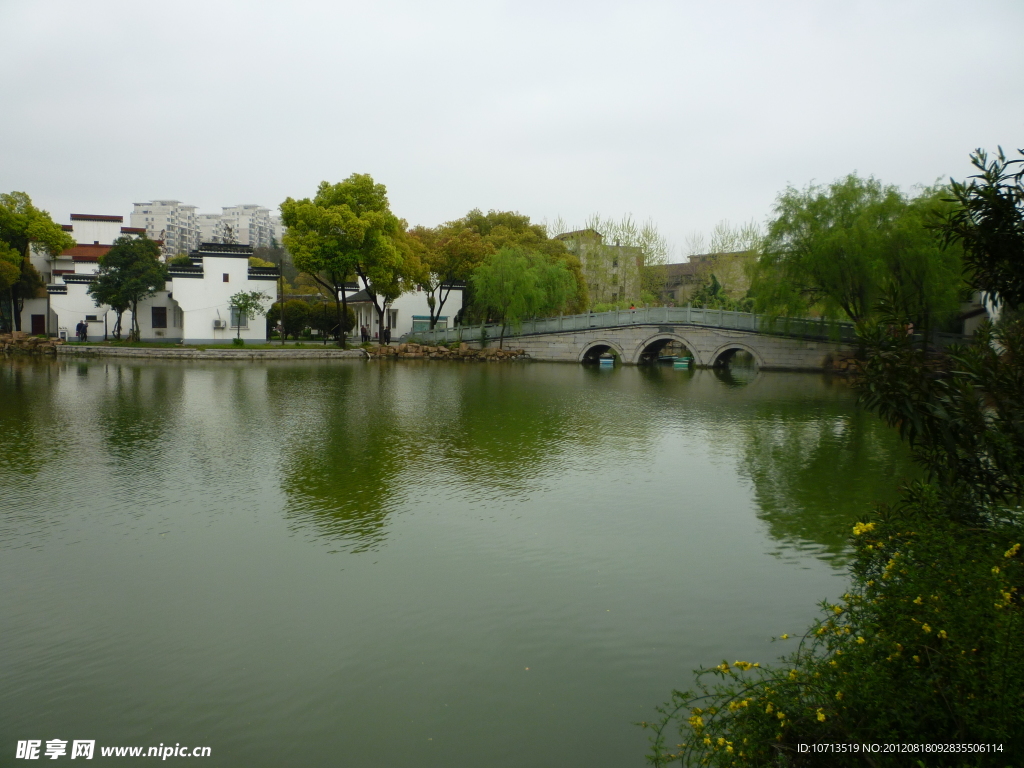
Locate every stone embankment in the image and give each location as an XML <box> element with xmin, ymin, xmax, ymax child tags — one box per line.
<box><xmin>55</xmin><ymin>345</ymin><xmax>368</xmax><ymax>360</ymax></box>
<box><xmin>367</xmin><ymin>342</ymin><xmax>527</xmax><ymax>361</ymax></box>
<box><xmin>826</xmin><ymin>353</ymin><xmax>861</xmax><ymax>375</ymax></box>
<box><xmin>2</xmin><ymin>332</ymin><xmax>64</xmax><ymax>356</ymax></box>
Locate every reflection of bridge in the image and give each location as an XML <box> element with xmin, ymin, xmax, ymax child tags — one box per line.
<box><xmin>412</xmin><ymin>307</ymin><xmax>860</xmax><ymax>370</ymax></box>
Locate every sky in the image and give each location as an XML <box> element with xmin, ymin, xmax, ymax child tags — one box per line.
<box><xmin>2</xmin><ymin>0</ymin><xmax>1022</xmax><ymax>259</ymax></box>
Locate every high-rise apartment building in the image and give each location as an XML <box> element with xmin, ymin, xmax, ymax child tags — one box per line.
<box><xmin>197</xmin><ymin>213</ymin><xmax>226</xmax><ymax>245</ymax></box>
<box><xmin>219</xmin><ymin>204</ymin><xmax>274</xmax><ymax>248</ymax></box>
<box><xmin>130</xmin><ymin>200</ymin><xmax>200</xmax><ymax>257</ymax></box>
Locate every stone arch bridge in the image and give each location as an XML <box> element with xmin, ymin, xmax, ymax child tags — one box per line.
<box><xmin>413</xmin><ymin>307</ymin><xmax>859</xmax><ymax>370</ymax></box>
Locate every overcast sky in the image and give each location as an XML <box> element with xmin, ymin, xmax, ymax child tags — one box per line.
<box><xmin>3</xmin><ymin>0</ymin><xmax>1022</xmax><ymax>257</ymax></box>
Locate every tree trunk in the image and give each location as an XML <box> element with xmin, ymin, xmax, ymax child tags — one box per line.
<box><xmin>341</xmin><ymin>289</ymin><xmax>349</xmax><ymax>348</ymax></box>
<box><xmin>377</xmin><ymin>305</ymin><xmax>387</xmax><ymax>344</ymax></box>
<box><xmin>11</xmin><ymin>287</ymin><xmax>22</xmax><ymax>331</ymax></box>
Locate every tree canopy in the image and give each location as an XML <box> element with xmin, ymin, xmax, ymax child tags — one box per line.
<box><xmin>88</xmin><ymin>236</ymin><xmax>166</xmax><ymax>340</ymax></box>
<box><xmin>751</xmin><ymin>174</ymin><xmax>965</xmax><ymax>332</ymax></box>
<box><xmin>0</xmin><ymin>192</ymin><xmax>74</xmax><ymax>332</ymax></box>
<box><xmin>941</xmin><ymin>146</ymin><xmax>1024</xmax><ymax>312</ymax></box>
<box><xmin>281</xmin><ymin>174</ymin><xmax>406</xmax><ymax>345</ymax></box>
<box><xmin>472</xmin><ymin>247</ymin><xmax>576</xmax><ymax>347</ymax></box>
<box><xmin>407</xmin><ymin>222</ymin><xmax>490</xmax><ymax>329</ymax></box>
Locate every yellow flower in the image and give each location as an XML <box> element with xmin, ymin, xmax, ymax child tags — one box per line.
<box><xmin>856</xmin><ymin>636</ymin><xmax>866</xmax><ymax>644</ymax></box>
<box><xmin>816</xmin><ymin>709</ymin><xmax>826</xmax><ymax>722</ymax></box>
<box><xmin>726</xmin><ymin>745</ymin><xmax>734</xmax><ymax>754</ymax></box>
<box><xmin>777</xmin><ymin>711</ymin><xmax>786</xmax><ymax>720</ymax></box>
<box><xmin>835</xmin><ymin>691</ymin><xmax>843</xmax><ymax>700</ymax></box>
<box><xmin>733</xmin><ymin>661</ymin><xmax>754</xmax><ymax>671</ymax></box>
<box><xmin>937</xmin><ymin>630</ymin><xmax>948</xmax><ymax>640</ymax></box>
<box><xmin>1005</xmin><ymin>543</ymin><xmax>1021</xmax><ymax>558</ymax></box>
<box><xmin>852</xmin><ymin>522</ymin><xmax>876</xmax><ymax>535</ymax></box>
<box><xmin>765</xmin><ymin>703</ymin><xmax>773</xmax><ymax>714</ymax></box>
<box><xmin>913</xmin><ymin>596</ymin><xmax>923</xmax><ymax>605</ymax></box>
<box><xmin>779</xmin><ymin>634</ymin><xmax>789</xmax><ymax>640</ymax></box>
<box><xmin>788</xmin><ymin>669</ymin><xmax>798</xmax><ymax>681</ymax></box>
<box><xmin>922</xmin><ymin>624</ymin><xmax>932</xmax><ymax>633</ymax></box>
<box><xmin>704</xmin><ymin>737</ymin><xmax>712</xmax><ymax>746</ymax></box>
<box><xmin>717</xmin><ymin>737</ymin><xmax>726</xmax><ymax>747</ymax></box>
<box><xmin>912</xmin><ymin>655</ymin><xmax>920</xmax><ymax>663</ymax></box>
<box><xmin>833</xmin><ymin>606</ymin><xmax>843</xmax><ymax>615</ymax></box>
<box><xmin>993</xmin><ymin>566</ymin><xmax>1001</xmax><ymax>575</ymax></box>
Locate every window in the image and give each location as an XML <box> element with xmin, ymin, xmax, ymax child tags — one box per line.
<box><xmin>223</xmin><ymin>273</ymin><xmax>230</xmax><ymax>282</ymax></box>
<box><xmin>230</xmin><ymin>308</ymin><xmax>247</xmax><ymax>329</ymax></box>
<box><xmin>151</xmin><ymin>307</ymin><xmax>167</xmax><ymax>328</ymax></box>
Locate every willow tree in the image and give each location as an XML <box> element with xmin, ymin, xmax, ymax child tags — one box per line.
<box><xmin>472</xmin><ymin>248</ymin><xmax>576</xmax><ymax>347</ymax></box>
<box><xmin>282</xmin><ymin>174</ymin><xmax>405</xmax><ymax>346</ymax></box>
<box><xmin>752</xmin><ymin>174</ymin><xmax>964</xmax><ymax>334</ymax></box>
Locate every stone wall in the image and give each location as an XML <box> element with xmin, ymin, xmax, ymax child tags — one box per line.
<box><xmin>55</xmin><ymin>346</ymin><xmax>368</xmax><ymax>361</ymax></box>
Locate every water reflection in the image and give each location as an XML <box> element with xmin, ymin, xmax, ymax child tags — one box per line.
<box><xmin>0</xmin><ymin>359</ymin><xmax>913</xmax><ymax>562</ymax></box>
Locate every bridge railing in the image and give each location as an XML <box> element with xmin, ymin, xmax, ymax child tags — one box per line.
<box><xmin>407</xmin><ymin>306</ymin><xmax>861</xmax><ymax>345</ymax></box>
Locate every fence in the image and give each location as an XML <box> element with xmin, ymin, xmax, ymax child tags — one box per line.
<box><xmin>408</xmin><ymin>306</ymin><xmax>860</xmax><ymax>345</ymax></box>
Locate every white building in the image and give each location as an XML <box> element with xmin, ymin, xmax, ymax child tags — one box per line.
<box><xmin>130</xmin><ymin>200</ymin><xmax>200</xmax><ymax>258</ymax></box>
<box><xmin>28</xmin><ymin>214</ymin><xmax>144</xmax><ymax>338</ymax></box>
<box><xmin>41</xmin><ymin>217</ymin><xmax>276</xmax><ymax>344</ymax></box>
<box><xmin>197</xmin><ymin>213</ymin><xmax>226</xmax><ymax>245</ymax></box>
<box><xmin>346</xmin><ymin>283</ymin><xmax>463</xmax><ymax>340</ymax></box>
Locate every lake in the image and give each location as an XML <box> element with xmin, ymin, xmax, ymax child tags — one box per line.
<box><xmin>0</xmin><ymin>358</ymin><xmax>914</xmax><ymax>766</ymax></box>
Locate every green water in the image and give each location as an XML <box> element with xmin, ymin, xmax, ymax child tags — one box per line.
<box><xmin>0</xmin><ymin>358</ymin><xmax>914</xmax><ymax>767</ymax></box>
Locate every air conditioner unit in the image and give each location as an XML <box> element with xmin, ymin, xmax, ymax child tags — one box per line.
<box><xmin>213</xmin><ymin>319</ymin><xmax>227</xmax><ymax>329</ymax></box>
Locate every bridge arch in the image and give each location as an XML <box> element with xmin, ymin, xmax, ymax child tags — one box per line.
<box><xmin>578</xmin><ymin>339</ymin><xmax>627</xmax><ymax>363</ymax></box>
<box><xmin>630</xmin><ymin>333</ymin><xmax>705</xmax><ymax>366</ymax></box>
<box><xmin>708</xmin><ymin>341</ymin><xmax>765</xmax><ymax>369</ymax></box>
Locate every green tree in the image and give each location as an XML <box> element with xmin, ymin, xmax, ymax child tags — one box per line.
<box><xmin>282</xmin><ymin>174</ymin><xmax>406</xmax><ymax>347</ymax></box>
<box><xmin>87</xmin><ymin>235</ymin><xmax>167</xmax><ymax>341</ymax></box>
<box><xmin>462</xmin><ymin>208</ymin><xmax>588</xmax><ymax>314</ymax></box>
<box><xmin>472</xmin><ymin>248</ymin><xmax>576</xmax><ymax>347</ymax></box>
<box><xmin>307</xmin><ymin>301</ymin><xmax>355</xmax><ymax>343</ymax></box>
<box><xmin>752</xmin><ymin>175</ymin><xmax>965</xmax><ymax>332</ymax></box>
<box><xmin>0</xmin><ymin>192</ymin><xmax>74</xmax><ymax>332</ymax></box>
<box><xmin>408</xmin><ymin>222</ymin><xmax>490</xmax><ymax>329</ymax></box>
<box><xmin>942</xmin><ymin>146</ymin><xmax>1024</xmax><ymax>312</ymax></box>
<box><xmin>268</xmin><ymin>299</ymin><xmax>310</xmax><ymax>340</ymax></box>
<box><xmin>227</xmin><ymin>290</ymin><xmax>272</xmax><ymax>341</ymax></box>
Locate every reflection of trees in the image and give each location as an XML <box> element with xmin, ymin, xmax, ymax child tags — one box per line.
<box><xmin>275</xmin><ymin>364</ymin><xmax>406</xmax><ymax>552</ymax></box>
<box><xmin>93</xmin><ymin>364</ymin><xmax>179</xmax><ymax>472</ymax></box>
<box><xmin>737</xmin><ymin>398</ymin><xmax>916</xmax><ymax>564</ymax></box>
<box><xmin>273</xmin><ymin>362</ymin><xmax>656</xmax><ymax>549</ymax></box>
<box><xmin>0</xmin><ymin>359</ymin><xmax>62</xmax><ymax>479</ymax></box>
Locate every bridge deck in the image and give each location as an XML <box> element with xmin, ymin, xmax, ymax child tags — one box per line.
<box><xmin>412</xmin><ymin>306</ymin><xmax>857</xmax><ymax>345</ymax></box>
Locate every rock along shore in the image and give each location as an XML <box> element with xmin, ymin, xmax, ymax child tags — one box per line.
<box><xmin>367</xmin><ymin>342</ymin><xmax>527</xmax><ymax>361</ymax></box>
<box><xmin>2</xmin><ymin>332</ymin><xmax>65</xmax><ymax>356</ymax></box>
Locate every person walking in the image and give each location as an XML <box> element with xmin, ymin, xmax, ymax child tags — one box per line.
<box><xmin>76</xmin><ymin>320</ymin><xmax>86</xmax><ymax>342</ymax></box>
<box><xmin>383</xmin><ymin>326</ymin><xmax>391</xmax><ymax>345</ymax></box>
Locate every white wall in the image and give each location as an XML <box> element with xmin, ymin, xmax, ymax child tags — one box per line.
<box><xmin>166</xmin><ymin>252</ymin><xmax>275</xmax><ymax>344</ymax></box>
<box><xmin>347</xmin><ymin>286</ymin><xmax>463</xmax><ymax>339</ymax></box>
<box><xmin>68</xmin><ymin>219</ymin><xmax>122</xmax><ymax>245</ymax></box>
